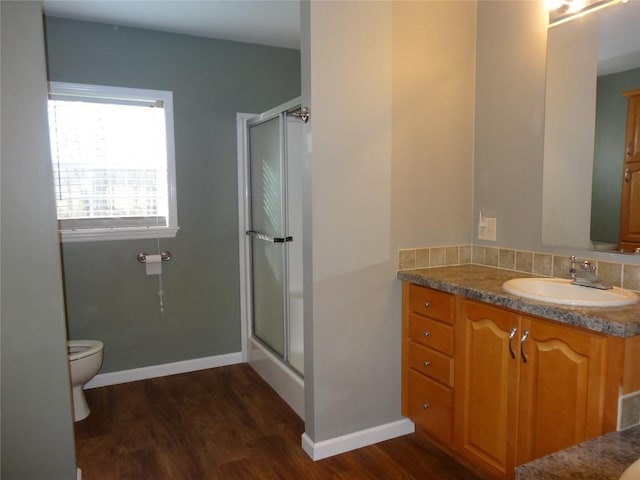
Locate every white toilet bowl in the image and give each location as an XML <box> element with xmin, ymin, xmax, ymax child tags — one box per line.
<box><xmin>67</xmin><ymin>340</ymin><xmax>104</xmax><ymax>422</ymax></box>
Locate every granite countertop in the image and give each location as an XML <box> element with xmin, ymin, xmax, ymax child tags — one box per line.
<box><xmin>515</xmin><ymin>425</ymin><xmax>640</xmax><ymax>479</ymax></box>
<box><xmin>397</xmin><ymin>264</ymin><xmax>640</xmax><ymax>338</ymax></box>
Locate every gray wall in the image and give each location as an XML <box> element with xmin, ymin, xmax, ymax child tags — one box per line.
<box><xmin>592</xmin><ymin>67</ymin><xmax>640</xmax><ymax>243</ymax></box>
<box><xmin>44</xmin><ymin>17</ymin><xmax>301</xmax><ymax>372</ymax></box>
<box><xmin>1</xmin><ymin>2</ymin><xmax>77</xmax><ymax>478</ymax></box>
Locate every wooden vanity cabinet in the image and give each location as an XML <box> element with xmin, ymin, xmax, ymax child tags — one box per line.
<box><xmin>402</xmin><ymin>283</ymin><xmax>455</xmax><ymax>445</ymax></box>
<box><xmin>401</xmin><ymin>283</ymin><xmax>619</xmax><ymax>479</ymax></box>
<box><xmin>453</xmin><ymin>299</ymin><xmax>607</xmax><ymax>478</ymax></box>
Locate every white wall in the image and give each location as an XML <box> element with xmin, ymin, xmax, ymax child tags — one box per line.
<box><xmin>543</xmin><ymin>15</ymin><xmax>598</xmax><ymax>249</ymax></box>
<box><xmin>304</xmin><ymin>0</ymin><xmax>395</xmax><ymax>443</ymax></box>
<box><xmin>308</xmin><ymin>2</ymin><xmax>393</xmax><ymax>284</ymax></box>
<box><xmin>474</xmin><ymin>0</ymin><xmax>549</xmax><ymax>251</ymax></box>
<box><xmin>1</xmin><ymin>2</ymin><xmax>77</xmax><ymax>478</ymax></box>
<box><xmin>301</xmin><ymin>0</ymin><xmax>476</xmax><ymax>447</ymax></box>
<box><xmin>391</xmin><ymin>1</ymin><xmax>476</xmax><ymax>248</ymax></box>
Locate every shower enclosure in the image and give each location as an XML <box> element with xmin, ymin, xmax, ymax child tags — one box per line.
<box><xmin>237</xmin><ymin>98</ymin><xmax>305</xmax><ymax>418</ymax></box>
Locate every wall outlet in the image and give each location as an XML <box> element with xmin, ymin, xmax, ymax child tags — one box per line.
<box><xmin>478</xmin><ymin>217</ymin><xmax>497</xmax><ymax>241</ymax></box>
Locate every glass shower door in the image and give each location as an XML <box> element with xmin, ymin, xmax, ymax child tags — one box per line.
<box><xmin>247</xmin><ymin>114</ymin><xmax>289</xmax><ymax>358</ymax></box>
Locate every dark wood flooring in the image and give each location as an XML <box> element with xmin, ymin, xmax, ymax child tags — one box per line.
<box><xmin>75</xmin><ymin>364</ymin><xmax>484</xmax><ymax>479</ymax></box>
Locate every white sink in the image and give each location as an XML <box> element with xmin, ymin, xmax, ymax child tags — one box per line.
<box><xmin>502</xmin><ymin>277</ymin><xmax>638</xmax><ymax>307</ymax></box>
<box><xmin>620</xmin><ymin>458</ymin><xmax>640</xmax><ymax>480</ymax></box>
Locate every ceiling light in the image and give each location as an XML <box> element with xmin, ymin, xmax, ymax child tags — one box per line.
<box><xmin>544</xmin><ymin>0</ymin><xmax>566</xmax><ymax>9</ymax></box>
<box><xmin>567</xmin><ymin>0</ymin><xmax>586</xmax><ymax>12</ymax></box>
<box><xmin>547</xmin><ymin>0</ymin><xmax>622</xmax><ymax>26</ymax></box>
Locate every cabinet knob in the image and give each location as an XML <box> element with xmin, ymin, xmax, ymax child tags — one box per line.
<box><xmin>422</xmin><ymin>403</ymin><xmax>430</xmax><ymax>410</ymax></box>
<box><xmin>423</xmin><ymin>301</ymin><xmax>431</xmax><ymax>308</ymax></box>
<box><xmin>423</xmin><ymin>360</ymin><xmax>431</xmax><ymax>367</ymax></box>
<box><xmin>423</xmin><ymin>331</ymin><xmax>431</xmax><ymax>337</ymax></box>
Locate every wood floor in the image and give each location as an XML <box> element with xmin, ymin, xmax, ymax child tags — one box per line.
<box><xmin>75</xmin><ymin>364</ymin><xmax>484</xmax><ymax>479</ymax></box>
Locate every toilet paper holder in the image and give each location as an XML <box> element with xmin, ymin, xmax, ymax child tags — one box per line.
<box><xmin>137</xmin><ymin>251</ymin><xmax>171</xmax><ymax>263</ymax></box>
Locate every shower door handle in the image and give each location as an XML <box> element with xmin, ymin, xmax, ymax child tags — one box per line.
<box><xmin>246</xmin><ymin>230</ymin><xmax>293</xmax><ymax>243</ymax></box>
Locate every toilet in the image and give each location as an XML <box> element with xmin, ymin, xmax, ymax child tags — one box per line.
<box><xmin>67</xmin><ymin>340</ymin><xmax>104</xmax><ymax>422</ymax></box>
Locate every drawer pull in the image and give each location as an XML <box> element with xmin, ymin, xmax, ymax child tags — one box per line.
<box><xmin>423</xmin><ymin>331</ymin><xmax>431</xmax><ymax>337</ymax></box>
<box><xmin>423</xmin><ymin>301</ymin><xmax>431</xmax><ymax>308</ymax></box>
<box><xmin>422</xmin><ymin>360</ymin><xmax>431</xmax><ymax>367</ymax></box>
<box><xmin>422</xmin><ymin>403</ymin><xmax>430</xmax><ymax>410</ymax></box>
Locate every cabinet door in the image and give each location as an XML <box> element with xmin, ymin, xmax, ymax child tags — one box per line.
<box><xmin>517</xmin><ymin>316</ymin><xmax>606</xmax><ymax>465</ymax></box>
<box><xmin>619</xmin><ymin>164</ymin><xmax>640</xmax><ymax>249</ymax></box>
<box><xmin>454</xmin><ymin>300</ymin><xmax>520</xmax><ymax>479</ymax></box>
<box><xmin>619</xmin><ymin>90</ymin><xmax>640</xmax><ymax>250</ymax></box>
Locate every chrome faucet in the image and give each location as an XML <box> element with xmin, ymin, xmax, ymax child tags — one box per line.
<box><xmin>568</xmin><ymin>256</ymin><xmax>612</xmax><ymax>290</ymax></box>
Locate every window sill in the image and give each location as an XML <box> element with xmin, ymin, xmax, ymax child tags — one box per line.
<box><xmin>59</xmin><ymin>226</ymin><xmax>179</xmax><ymax>243</ymax></box>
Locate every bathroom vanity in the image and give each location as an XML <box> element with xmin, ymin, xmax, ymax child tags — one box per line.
<box><xmin>398</xmin><ymin>264</ymin><xmax>640</xmax><ymax>480</ymax></box>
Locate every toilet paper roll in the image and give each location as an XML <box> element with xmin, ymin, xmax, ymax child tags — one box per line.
<box><xmin>145</xmin><ymin>254</ymin><xmax>162</xmax><ymax>276</ymax></box>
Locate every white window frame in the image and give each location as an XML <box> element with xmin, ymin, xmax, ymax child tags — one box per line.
<box><xmin>47</xmin><ymin>82</ymin><xmax>179</xmax><ymax>242</ymax></box>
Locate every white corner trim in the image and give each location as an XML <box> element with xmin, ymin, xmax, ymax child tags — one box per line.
<box><xmin>237</xmin><ymin>112</ymin><xmax>255</xmax><ymax>364</ymax></box>
<box><xmin>77</xmin><ymin>468</ymin><xmax>82</xmax><ymax>480</ymax></box>
<box><xmin>85</xmin><ymin>352</ymin><xmax>243</xmax><ymax>389</ymax></box>
<box><xmin>301</xmin><ymin>418</ymin><xmax>415</xmax><ymax>461</ymax></box>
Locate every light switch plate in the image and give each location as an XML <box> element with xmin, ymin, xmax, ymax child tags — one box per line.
<box><xmin>478</xmin><ymin>217</ymin><xmax>497</xmax><ymax>241</ymax></box>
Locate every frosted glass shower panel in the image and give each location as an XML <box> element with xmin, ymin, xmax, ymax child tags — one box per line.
<box><xmin>251</xmin><ymin>239</ymin><xmax>286</xmax><ymax>357</ymax></box>
<box><xmin>248</xmin><ymin>116</ymin><xmax>286</xmax><ymax>358</ymax></box>
<box><xmin>249</xmin><ymin>117</ymin><xmax>284</xmax><ymax>238</ymax></box>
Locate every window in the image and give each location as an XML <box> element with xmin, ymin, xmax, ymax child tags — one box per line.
<box><xmin>47</xmin><ymin>82</ymin><xmax>178</xmax><ymax>242</ymax></box>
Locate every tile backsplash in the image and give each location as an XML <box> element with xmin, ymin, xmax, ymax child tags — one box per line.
<box><xmin>398</xmin><ymin>244</ymin><xmax>640</xmax><ymax>293</ymax></box>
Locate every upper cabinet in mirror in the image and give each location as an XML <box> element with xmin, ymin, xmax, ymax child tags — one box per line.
<box><xmin>542</xmin><ymin>0</ymin><xmax>640</xmax><ymax>251</ymax></box>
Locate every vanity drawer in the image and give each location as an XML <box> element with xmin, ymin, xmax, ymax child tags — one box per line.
<box><xmin>408</xmin><ymin>313</ymin><xmax>454</xmax><ymax>355</ymax></box>
<box><xmin>407</xmin><ymin>369</ymin><xmax>453</xmax><ymax>445</ymax></box>
<box><xmin>408</xmin><ymin>341</ymin><xmax>453</xmax><ymax>387</ymax></box>
<box><xmin>408</xmin><ymin>284</ymin><xmax>454</xmax><ymax>324</ymax></box>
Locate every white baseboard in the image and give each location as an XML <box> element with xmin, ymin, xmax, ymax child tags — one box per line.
<box><xmin>301</xmin><ymin>418</ymin><xmax>415</xmax><ymax>461</ymax></box>
<box><xmin>77</xmin><ymin>468</ymin><xmax>82</xmax><ymax>480</ymax></box>
<box><xmin>85</xmin><ymin>352</ymin><xmax>243</xmax><ymax>389</ymax></box>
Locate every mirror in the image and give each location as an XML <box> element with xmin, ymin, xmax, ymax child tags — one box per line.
<box><xmin>542</xmin><ymin>0</ymin><xmax>640</xmax><ymax>251</ymax></box>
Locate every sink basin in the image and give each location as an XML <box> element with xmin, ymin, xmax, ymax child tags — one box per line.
<box><xmin>620</xmin><ymin>458</ymin><xmax>640</xmax><ymax>480</ymax></box>
<box><xmin>502</xmin><ymin>277</ymin><xmax>638</xmax><ymax>307</ymax></box>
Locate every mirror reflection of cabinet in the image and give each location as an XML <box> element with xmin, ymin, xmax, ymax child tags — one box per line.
<box><xmin>618</xmin><ymin>88</ymin><xmax>640</xmax><ymax>252</ymax></box>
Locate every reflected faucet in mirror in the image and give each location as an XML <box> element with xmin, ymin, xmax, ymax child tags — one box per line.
<box><xmin>568</xmin><ymin>255</ymin><xmax>612</xmax><ymax>289</ymax></box>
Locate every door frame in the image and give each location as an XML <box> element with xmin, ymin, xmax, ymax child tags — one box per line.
<box><xmin>236</xmin><ymin>111</ymin><xmax>254</xmax><ymax>363</ymax></box>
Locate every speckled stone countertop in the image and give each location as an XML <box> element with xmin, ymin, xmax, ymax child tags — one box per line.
<box><xmin>397</xmin><ymin>264</ymin><xmax>640</xmax><ymax>338</ymax></box>
<box><xmin>515</xmin><ymin>425</ymin><xmax>640</xmax><ymax>479</ymax></box>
